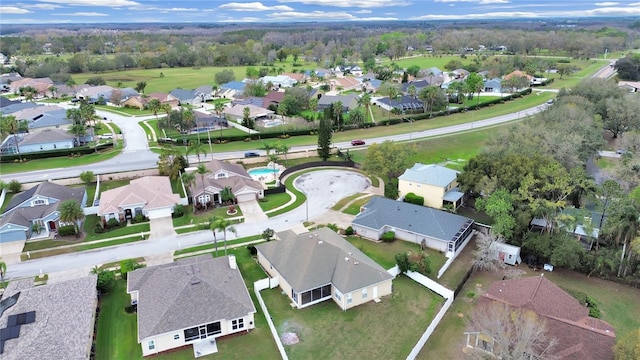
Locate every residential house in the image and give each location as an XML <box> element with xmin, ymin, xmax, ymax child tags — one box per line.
<box><xmin>218</xmin><ymin>81</ymin><xmax>246</xmax><ymax>98</ymax></box>
<box><xmin>191</xmin><ymin>159</ymin><xmax>264</xmax><ymax>205</ymax></box>
<box><xmin>317</xmin><ymin>94</ymin><xmax>359</xmax><ymax>112</ymax></box>
<box><xmin>194</xmin><ymin>85</ymin><xmax>215</xmax><ymax>102</ymax></box>
<box><xmin>464</xmin><ymin>276</ymin><xmax>616</xmax><ymax>360</ymax></box>
<box><xmin>127</xmin><ymin>255</ymin><xmax>256</xmax><ymax>357</ymax></box>
<box><xmin>148</xmin><ymin>92</ymin><xmax>180</xmax><ymax>107</ymax></box>
<box><xmin>398</xmin><ymin>163</ymin><xmax>464</xmax><ymax>210</ymax></box>
<box><xmin>452</xmin><ymin>68</ymin><xmax>470</xmax><ymax>80</ymax></box>
<box><xmin>426</xmin><ymin>67</ymin><xmax>444</xmax><ymax>76</ymax></box>
<box><xmin>0</xmin><ymin>129</ymin><xmax>76</xmax><ymax>155</ymax></box>
<box><xmin>256</xmin><ymin>227</ymin><xmax>394</xmax><ymax>310</ymax></box>
<box><xmin>0</xmin><ymin>97</ymin><xmax>20</xmax><ymax>108</ymax></box>
<box><xmin>98</xmin><ymin>176</ymin><xmax>181</xmax><ymax>221</ymax></box>
<box><xmin>75</xmin><ymin>85</ymin><xmax>114</xmax><ymax>102</ymax></box>
<box><xmin>375</xmin><ymin>95</ymin><xmax>424</xmax><ymax>113</ymax></box>
<box><xmin>352</xmin><ymin>196</ymin><xmax>474</xmax><ymax>255</ymax></box>
<box><xmin>504</xmin><ymin>70</ymin><xmax>533</xmax><ymax>83</ymax></box>
<box><xmin>169</xmin><ymin>88</ymin><xmax>202</xmax><ymax>106</ymax></box>
<box><xmin>483</xmin><ymin>78</ymin><xmax>503</xmax><ymax>94</ymax></box>
<box><xmin>330</xmin><ymin>77</ymin><xmax>362</xmax><ymax>92</ymax></box>
<box><xmin>45</xmin><ymin>83</ymin><xmax>78</xmax><ymax>98</ymax></box>
<box><xmin>400</xmin><ymin>79</ymin><xmax>430</xmax><ymax>95</ymax></box>
<box><xmin>122</xmin><ymin>92</ymin><xmax>180</xmax><ymax>110</ymax></box>
<box><xmin>618</xmin><ymin>80</ymin><xmax>640</xmax><ymax>93</ymax></box>
<box><xmin>223</xmin><ymin>104</ymin><xmax>273</xmax><ymax>123</ymax></box>
<box><xmin>232</xmin><ymin>97</ymin><xmax>264</xmax><ymax>108</ymax></box>
<box><xmin>0</xmin><ymin>181</ymin><xmax>86</xmax><ymax>244</ymax></box>
<box><xmin>10</xmin><ymin>105</ymin><xmax>71</xmax><ymax>131</ymax></box>
<box><xmin>121</xmin><ymin>95</ymin><xmax>148</xmax><ymax>110</ymax></box>
<box><xmin>262</xmin><ymin>91</ymin><xmax>285</xmax><ymax>109</ymax></box>
<box><xmin>9</xmin><ymin>77</ymin><xmax>53</xmax><ymax>97</ymax></box>
<box><xmin>530</xmin><ymin>207</ymin><xmax>604</xmax><ymax>249</ymax></box>
<box><xmin>359</xmin><ymin>78</ymin><xmax>383</xmax><ymax>93</ymax></box>
<box><xmin>260</xmin><ymin>75</ymin><xmax>298</xmax><ymax>88</ymax></box>
<box><xmin>281</xmin><ymin>72</ymin><xmax>307</xmax><ymax>84</ymax></box>
<box><xmin>0</xmin><ymin>275</ymin><xmax>98</xmax><ymax>360</ymax></box>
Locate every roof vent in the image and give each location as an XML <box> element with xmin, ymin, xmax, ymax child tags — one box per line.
<box><xmin>309</xmin><ymin>235</ymin><xmax>313</xmax><ymax>238</ymax></box>
<box><xmin>345</xmin><ymin>257</ymin><xmax>349</xmax><ymax>262</ymax></box>
<box><xmin>318</xmin><ymin>240</ymin><xmax>323</xmax><ymax>244</ymax></box>
<box><xmin>190</xmin><ymin>277</ymin><xmax>201</xmax><ymax>285</ymax></box>
<box><xmin>354</xmin><ymin>262</ymin><xmax>359</xmax><ymax>265</ymax></box>
<box><xmin>348</xmin><ymin>252</ymin><xmax>352</xmax><ymax>255</ymax></box>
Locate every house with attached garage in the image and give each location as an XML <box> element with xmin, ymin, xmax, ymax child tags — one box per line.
<box><xmin>398</xmin><ymin>163</ymin><xmax>465</xmax><ymax>210</ymax></box>
<box><xmin>97</xmin><ymin>176</ymin><xmax>181</xmax><ymax>222</ymax></box>
<box><xmin>0</xmin><ymin>275</ymin><xmax>98</xmax><ymax>360</ymax></box>
<box><xmin>0</xmin><ymin>129</ymin><xmax>76</xmax><ymax>155</ymax></box>
<box><xmin>0</xmin><ymin>181</ymin><xmax>86</xmax><ymax>248</ymax></box>
<box><xmin>190</xmin><ymin>159</ymin><xmax>264</xmax><ymax>206</ymax></box>
<box><xmin>127</xmin><ymin>255</ymin><xmax>256</xmax><ymax>357</ymax></box>
<box><xmin>352</xmin><ymin>196</ymin><xmax>474</xmax><ymax>256</ymax></box>
<box><xmin>256</xmin><ymin>227</ymin><xmax>394</xmax><ymax>310</ymax></box>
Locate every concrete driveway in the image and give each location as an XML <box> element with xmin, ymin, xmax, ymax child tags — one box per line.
<box><xmin>148</xmin><ymin>217</ymin><xmax>177</xmax><ymax>239</ymax></box>
<box><xmin>238</xmin><ymin>200</ymin><xmax>268</xmax><ymax>223</ymax></box>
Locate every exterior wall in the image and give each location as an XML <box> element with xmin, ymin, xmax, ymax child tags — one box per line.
<box><xmin>351</xmin><ymin>224</ymin><xmax>382</xmax><ymax>241</ymax></box>
<box><xmin>394</xmin><ymin>227</ymin><xmax>448</xmax><ymax>252</ymax></box>
<box><xmin>342</xmin><ymin>279</ymin><xmax>393</xmax><ymax>310</ymax></box>
<box><xmin>0</xmin><ymin>227</ymin><xmax>28</xmax><ymax>242</ymax></box>
<box><xmin>19</xmin><ymin>139</ymin><xmax>74</xmax><ymax>154</ymax></box>
<box><xmin>257</xmin><ymin>250</ymin><xmax>296</xmax><ymax>304</ymax></box>
<box><xmin>398</xmin><ymin>180</ymin><xmax>446</xmax><ymax>209</ymax></box>
<box><xmin>141</xmin><ymin>313</ymin><xmax>255</xmax><ymax>357</ymax></box>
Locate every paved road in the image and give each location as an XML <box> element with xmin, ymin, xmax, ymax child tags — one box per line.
<box><xmin>5</xmin><ymin>170</ymin><xmax>370</xmax><ymax>279</ymax></box>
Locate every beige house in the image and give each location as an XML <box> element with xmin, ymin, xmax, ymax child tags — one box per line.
<box><xmin>127</xmin><ymin>255</ymin><xmax>256</xmax><ymax>357</ymax></box>
<box><xmin>398</xmin><ymin>163</ymin><xmax>464</xmax><ymax>210</ymax></box>
<box><xmin>223</xmin><ymin>104</ymin><xmax>273</xmax><ymax>123</ymax></box>
<box><xmin>98</xmin><ymin>176</ymin><xmax>181</xmax><ymax>221</ymax></box>
<box><xmin>256</xmin><ymin>227</ymin><xmax>394</xmax><ymax>310</ymax></box>
<box><xmin>191</xmin><ymin>159</ymin><xmax>264</xmax><ymax>205</ymax></box>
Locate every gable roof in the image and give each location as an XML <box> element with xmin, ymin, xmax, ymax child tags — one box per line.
<box><xmin>169</xmin><ymin>88</ymin><xmax>197</xmax><ymax>101</ymax></box>
<box><xmin>256</xmin><ymin>227</ymin><xmax>393</xmax><ymax>293</ymax></box>
<box><xmin>353</xmin><ymin>196</ymin><xmax>473</xmax><ymax>243</ymax></box>
<box><xmin>317</xmin><ymin>94</ymin><xmax>359</xmax><ymax>108</ymax></box>
<box><xmin>18</xmin><ymin>129</ymin><xmax>75</xmax><ymax>146</ymax></box>
<box><xmin>0</xmin><ymin>275</ymin><xmax>97</xmax><ymax>360</ymax></box>
<box><xmin>4</xmin><ymin>181</ymin><xmax>85</xmax><ymax>215</ymax></box>
<box><xmin>398</xmin><ymin>163</ymin><xmax>459</xmax><ymax>187</ymax></box>
<box><xmin>479</xmin><ymin>276</ymin><xmax>616</xmax><ymax>360</ymax></box>
<box><xmin>262</xmin><ymin>91</ymin><xmax>285</xmax><ymax>108</ymax></box>
<box><xmin>98</xmin><ymin>176</ymin><xmax>180</xmax><ymax>215</ymax></box>
<box><xmin>223</xmin><ymin>104</ymin><xmax>273</xmax><ymax>118</ymax></box>
<box><xmin>504</xmin><ymin>70</ymin><xmax>533</xmax><ymax>81</ymax></box>
<box><xmin>127</xmin><ymin>255</ymin><xmax>256</xmax><ymax>341</ymax></box>
<box><xmin>378</xmin><ymin>95</ymin><xmax>424</xmax><ymax>111</ymax></box>
<box><xmin>219</xmin><ymin>81</ymin><xmax>246</xmax><ymax>91</ymax></box>
<box><xmin>192</xmin><ymin>159</ymin><xmax>263</xmax><ymax>195</ymax></box>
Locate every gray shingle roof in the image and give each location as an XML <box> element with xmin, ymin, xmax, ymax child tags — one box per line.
<box><xmin>256</xmin><ymin>227</ymin><xmax>393</xmax><ymax>293</ymax></box>
<box><xmin>127</xmin><ymin>255</ymin><xmax>256</xmax><ymax>341</ymax></box>
<box><xmin>0</xmin><ymin>275</ymin><xmax>97</xmax><ymax>360</ymax></box>
<box><xmin>169</xmin><ymin>88</ymin><xmax>197</xmax><ymax>101</ymax></box>
<box><xmin>19</xmin><ymin>129</ymin><xmax>75</xmax><ymax>146</ymax></box>
<box><xmin>4</xmin><ymin>182</ymin><xmax>85</xmax><ymax>214</ymax></box>
<box><xmin>352</xmin><ymin>196</ymin><xmax>473</xmax><ymax>243</ymax></box>
<box><xmin>398</xmin><ymin>163</ymin><xmax>459</xmax><ymax>188</ymax></box>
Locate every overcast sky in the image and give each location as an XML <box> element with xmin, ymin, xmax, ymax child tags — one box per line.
<box><xmin>1</xmin><ymin>0</ymin><xmax>639</xmax><ymax>24</ymax></box>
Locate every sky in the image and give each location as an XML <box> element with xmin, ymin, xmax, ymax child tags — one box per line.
<box><xmin>0</xmin><ymin>0</ymin><xmax>639</xmax><ymax>24</ymax></box>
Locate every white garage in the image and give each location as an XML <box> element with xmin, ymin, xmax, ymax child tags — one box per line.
<box><xmin>146</xmin><ymin>207</ymin><xmax>173</xmax><ymax>219</ymax></box>
<box><xmin>236</xmin><ymin>192</ymin><xmax>257</xmax><ymax>203</ymax></box>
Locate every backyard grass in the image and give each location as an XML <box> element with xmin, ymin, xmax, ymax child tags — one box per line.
<box><xmin>346</xmin><ymin>235</ymin><xmax>447</xmax><ymax>272</ymax></box>
<box><xmin>95</xmin><ymin>280</ymin><xmax>142</xmax><ymax>360</ymax></box>
<box><xmin>0</xmin><ymin>146</ymin><xmax>123</xmax><ymax>174</ymax></box>
<box><xmin>0</xmin><ymin>192</ymin><xmax>15</xmax><ymax>213</ymax></box>
<box><xmin>342</xmin><ymin>196</ymin><xmax>373</xmax><ymax>215</ymax></box>
<box><xmin>258</xmin><ymin>192</ymin><xmax>292</xmax><ymax>212</ymax></box>
<box><xmin>331</xmin><ymin>192</ymin><xmax>365</xmax><ymax>211</ymax></box>
<box><xmin>263</xmin><ymin>274</ymin><xmax>443</xmax><ymax>359</ymax></box>
<box><xmin>21</xmin><ymin>236</ymin><xmax>145</xmax><ymax>260</ymax></box>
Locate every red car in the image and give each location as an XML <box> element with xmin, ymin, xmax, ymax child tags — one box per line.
<box><xmin>351</xmin><ymin>139</ymin><xmax>366</xmax><ymax>146</ymax></box>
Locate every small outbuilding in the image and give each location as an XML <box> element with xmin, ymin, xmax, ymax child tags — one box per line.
<box><xmin>491</xmin><ymin>242</ymin><xmax>521</xmax><ymax>266</ymax></box>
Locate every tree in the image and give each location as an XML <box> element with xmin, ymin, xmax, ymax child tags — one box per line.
<box><xmin>475</xmin><ymin>189</ymin><xmax>516</xmax><ymax>239</ymax></box>
<box><xmin>196</xmin><ymin>164</ymin><xmax>210</xmax><ymax>209</ymax></box>
<box><xmin>135</xmin><ymin>81</ymin><xmax>147</xmax><ymax>94</ymax></box>
<box><xmin>465</xmin><ymin>72</ymin><xmax>485</xmax><ymax>103</ymax></box>
<box><xmin>614</xmin><ymin>327</ymin><xmax>640</xmax><ymax>360</ymax></box>
<box><xmin>214</xmin><ymin>102</ymin><xmax>226</xmax><ymax>140</ymax></box>
<box><xmin>317</xmin><ymin>113</ymin><xmax>333</xmax><ymax>160</ymax></box>
<box><xmin>362</xmin><ymin>141</ymin><xmax>415</xmax><ymax>199</ymax></box>
<box><xmin>214</xmin><ymin>69</ymin><xmax>236</xmax><ymax>85</ymax></box>
<box><xmin>556</xmin><ymin>63</ymin><xmax>576</xmax><ymax>79</ymax></box>
<box><xmin>242</xmin><ymin>106</ymin><xmax>254</xmax><ymax>129</ymax></box>
<box><xmin>0</xmin><ymin>260</ymin><xmax>6</xmax><ymax>283</ymax></box>
<box><xmin>472</xmin><ymin>232</ymin><xmax>506</xmax><ymax>272</ymax></box>
<box><xmin>332</xmin><ymin>101</ymin><xmax>343</xmax><ymax>130</ymax></box>
<box><xmin>614</xmin><ymin>55</ymin><xmax>640</xmax><ymax>81</ymax></box>
<box><xmin>148</xmin><ymin>98</ymin><xmax>161</xmax><ymax>120</ymax></box>
<box><xmin>418</xmin><ymin>86</ymin><xmax>441</xmax><ymax>113</ymax></box>
<box><xmin>7</xmin><ymin>179</ymin><xmax>21</xmax><ymax>193</ymax></box>
<box><xmin>357</xmin><ymin>92</ymin><xmax>372</xmax><ymax>123</ymax></box>
<box><xmin>348</xmin><ymin>108</ymin><xmax>365</xmax><ymax>128</ymax></box>
<box><xmin>85</xmin><ymin>77</ymin><xmax>106</xmax><ymax>86</ymax></box>
<box><xmin>220</xmin><ymin>186</ymin><xmax>235</xmax><ymax>204</ymax></box>
<box><xmin>79</xmin><ymin>170</ymin><xmax>95</xmax><ymax>184</ymax></box>
<box><xmin>262</xmin><ymin>228</ymin><xmax>275</xmax><ymax>242</ymax></box>
<box><xmin>181</xmin><ymin>171</ymin><xmax>197</xmax><ymax>213</ymax></box>
<box><xmin>276</xmin><ymin>141</ymin><xmax>290</xmax><ymax>166</ymax></box>
<box><xmin>604</xmin><ymin>201</ymin><xmax>640</xmax><ymax>277</ymax></box>
<box><xmin>603</xmin><ymin>94</ymin><xmax>640</xmax><ymax>138</ymax></box>
<box><xmin>387</xmin><ymin>86</ymin><xmax>399</xmax><ymax>121</ymax></box>
<box><xmin>210</xmin><ymin>216</ymin><xmax>237</xmax><ymax>256</ymax></box>
<box><xmin>468</xmin><ymin>302</ymin><xmax>557</xmax><ymax>360</ymax></box>
<box><xmin>59</xmin><ymin>199</ymin><xmax>84</xmax><ymax>235</ymax></box>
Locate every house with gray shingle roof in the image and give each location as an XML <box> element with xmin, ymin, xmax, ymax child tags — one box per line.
<box><xmin>0</xmin><ymin>128</ymin><xmax>76</xmax><ymax>155</ymax></box>
<box><xmin>256</xmin><ymin>227</ymin><xmax>394</xmax><ymax>310</ymax></box>
<box><xmin>352</xmin><ymin>196</ymin><xmax>474</xmax><ymax>255</ymax></box>
<box><xmin>0</xmin><ymin>275</ymin><xmax>97</xmax><ymax>360</ymax></box>
<box><xmin>398</xmin><ymin>163</ymin><xmax>465</xmax><ymax>210</ymax></box>
<box><xmin>127</xmin><ymin>255</ymin><xmax>256</xmax><ymax>357</ymax></box>
<box><xmin>169</xmin><ymin>88</ymin><xmax>202</xmax><ymax>106</ymax></box>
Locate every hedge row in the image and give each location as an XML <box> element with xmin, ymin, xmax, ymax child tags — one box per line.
<box><xmin>0</xmin><ymin>142</ymin><xmax>114</xmax><ymax>163</ymax></box>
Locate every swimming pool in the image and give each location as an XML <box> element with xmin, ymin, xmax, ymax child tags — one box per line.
<box><xmin>248</xmin><ymin>167</ymin><xmax>280</xmax><ymax>176</ymax></box>
<box><xmin>262</xmin><ymin>120</ymin><xmax>283</xmax><ymax>128</ymax></box>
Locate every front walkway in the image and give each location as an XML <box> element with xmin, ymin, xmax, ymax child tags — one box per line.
<box><xmin>238</xmin><ymin>200</ymin><xmax>268</xmax><ymax>223</ymax></box>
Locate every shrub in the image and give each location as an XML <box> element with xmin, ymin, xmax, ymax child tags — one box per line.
<box><xmin>7</xmin><ymin>179</ymin><xmax>21</xmax><ymax>193</ymax></box>
<box><xmin>466</xmin><ymin>291</ymin><xmax>476</xmax><ymax>298</ymax></box>
<box><xmin>247</xmin><ymin>245</ymin><xmax>257</xmax><ymax>256</ymax></box>
<box><xmin>345</xmin><ymin>226</ymin><xmax>355</xmax><ymax>236</ymax></box>
<box><xmin>395</xmin><ymin>253</ymin><xmax>410</xmax><ymax>273</ymax></box>
<box><xmin>381</xmin><ymin>231</ymin><xmax>395</xmax><ymax>243</ymax></box>
<box><xmin>327</xmin><ymin>223</ymin><xmax>339</xmax><ymax>233</ymax></box>
<box><xmin>106</xmin><ymin>218</ymin><xmax>120</xmax><ymax>228</ymax></box>
<box><xmin>96</xmin><ymin>270</ymin><xmax>115</xmax><ymax>293</ymax></box>
<box><xmin>404</xmin><ymin>192</ymin><xmax>424</xmax><ymax>206</ymax></box>
<box><xmin>58</xmin><ymin>225</ymin><xmax>77</xmax><ymax>236</ymax></box>
<box><xmin>173</xmin><ymin>204</ymin><xmax>185</xmax><ymax>218</ymax></box>
<box><xmin>94</xmin><ymin>224</ymin><xmax>104</xmax><ymax>233</ymax></box>
<box><xmin>132</xmin><ymin>213</ymin><xmax>148</xmax><ymax>224</ymax></box>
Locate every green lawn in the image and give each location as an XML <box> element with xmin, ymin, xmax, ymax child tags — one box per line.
<box><xmin>0</xmin><ymin>146</ymin><xmax>123</xmax><ymax>174</ymax></box>
<box><xmin>331</xmin><ymin>192</ymin><xmax>365</xmax><ymax>211</ymax></box>
<box><xmin>83</xmin><ymin>215</ymin><xmax>150</xmax><ymax>242</ymax></box>
<box><xmin>174</xmin><ymin>235</ymin><xmax>263</xmax><ymax>256</ymax></box>
<box><xmin>172</xmin><ymin>206</ymin><xmax>241</xmax><ymax>227</ymax></box>
<box><xmin>346</xmin><ymin>235</ymin><xmax>447</xmax><ymax>272</ymax></box>
<box><xmin>258</xmin><ymin>192</ymin><xmax>292</xmax><ymax>212</ymax></box>
<box><xmin>264</xmin><ymin>275</ymin><xmax>443</xmax><ymax>360</ymax></box>
<box><xmin>96</xmin><ymin>104</ymin><xmax>152</xmax><ymax>116</ymax></box>
<box><xmin>0</xmin><ymin>192</ymin><xmax>15</xmax><ymax>213</ymax></box>
<box><xmin>95</xmin><ymin>280</ymin><xmax>142</xmax><ymax>360</ymax></box>
<box><xmin>343</xmin><ymin>196</ymin><xmax>372</xmax><ymax>215</ymax></box>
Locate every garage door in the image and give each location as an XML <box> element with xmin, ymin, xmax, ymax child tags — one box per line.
<box><xmin>147</xmin><ymin>207</ymin><xmax>172</xmax><ymax>219</ymax></box>
<box><xmin>236</xmin><ymin>193</ymin><xmax>257</xmax><ymax>203</ymax></box>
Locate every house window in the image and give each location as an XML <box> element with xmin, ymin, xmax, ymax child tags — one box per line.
<box><xmin>335</xmin><ymin>290</ymin><xmax>342</xmax><ymax>301</ymax></box>
<box><xmin>173</xmin><ymin>334</ymin><xmax>180</xmax><ymax>340</ymax></box>
<box><xmin>33</xmin><ymin>199</ymin><xmax>46</xmax><ymax>206</ymax></box>
<box><xmin>346</xmin><ymin>293</ymin><xmax>352</xmax><ymax>304</ymax></box>
<box><xmin>148</xmin><ymin>340</ymin><xmax>155</xmax><ymax>350</ymax></box>
<box><xmin>232</xmin><ymin>318</ymin><xmax>244</xmax><ymax>330</ymax></box>
<box><xmin>198</xmin><ymin>195</ymin><xmax>211</xmax><ymax>205</ymax></box>
<box><xmin>362</xmin><ymin>288</ymin><xmax>368</xmax><ymax>299</ymax></box>
<box><xmin>216</xmin><ymin>172</ymin><xmax>227</xmax><ymax>179</ymax></box>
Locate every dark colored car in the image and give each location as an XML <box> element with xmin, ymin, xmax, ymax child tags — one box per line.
<box><xmin>244</xmin><ymin>151</ymin><xmax>260</xmax><ymax>158</ymax></box>
<box><xmin>351</xmin><ymin>139</ymin><xmax>366</xmax><ymax>146</ymax></box>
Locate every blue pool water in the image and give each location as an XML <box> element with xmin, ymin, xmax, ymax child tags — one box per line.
<box><xmin>249</xmin><ymin>168</ymin><xmax>279</xmax><ymax>176</ymax></box>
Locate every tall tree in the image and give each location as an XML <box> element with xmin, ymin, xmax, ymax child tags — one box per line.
<box><xmin>180</xmin><ymin>171</ymin><xmax>197</xmax><ymax>213</ymax></box>
<box><xmin>317</xmin><ymin>114</ymin><xmax>333</xmax><ymax>160</ymax></box>
<box><xmin>362</xmin><ymin>141</ymin><xmax>415</xmax><ymax>199</ymax></box>
<box><xmin>196</xmin><ymin>164</ymin><xmax>210</xmax><ymax>210</ymax></box>
<box><xmin>59</xmin><ymin>199</ymin><xmax>84</xmax><ymax>235</ymax></box>
<box><xmin>357</xmin><ymin>93</ymin><xmax>372</xmax><ymax>123</ymax></box>
<box><xmin>276</xmin><ymin>141</ymin><xmax>290</xmax><ymax>166</ymax></box>
<box><xmin>210</xmin><ymin>216</ymin><xmax>237</xmax><ymax>256</ymax></box>
<box><xmin>148</xmin><ymin>98</ymin><xmax>161</xmax><ymax>121</ymax></box>
<box><xmin>214</xmin><ymin>102</ymin><xmax>226</xmax><ymax>140</ymax></box>
<box><xmin>0</xmin><ymin>260</ymin><xmax>6</xmax><ymax>283</ymax></box>
<box><xmin>135</xmin><ymin>81</ymin><xmax>147</xmax><ymax>94</ymax></box>
<box><xmin>475</xmin><ymin>189</ymin><xmax>516</xmax><ymax>239</ymax></box>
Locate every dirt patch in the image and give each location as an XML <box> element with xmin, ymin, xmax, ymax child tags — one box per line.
<box><xmin>56</xmin><ymin>232</ymin><xmax>86</xmax><ymax>243</ymax></box>
<box><xmin>281</xmin><ymin>332</ymin><xmax>300</xmax><ymax>346</ymax></box>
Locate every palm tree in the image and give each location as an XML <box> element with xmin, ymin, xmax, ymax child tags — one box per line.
<box><xmin>161</xmin><ymin>103</ymin><xmax>172</xmax><ymax>130</ymax></box>
<box><xmin>261</xmin><ymin>142</ymin><xmax>275</xmax><ymax>156</ymax></box>
<box><xmin>0</xmin><ymin>259</ymin><xmax>6</xmax><ymax>283</ymax></box>
<box><xmin>276</xmin><ymin>141</ymin><xmax>290</xmax><ymax>166</ymax></box>
<box><xmin>196</xmin><ymin>164</ymin><xmax>210</xmax><ymax>209</ymax></box>
<box><xmin>49</xmin><ymin>86</ymin><xmax>58</xmax><ymax>99</ymax></box>
<box><xmin>180</xmin><ymin>171</ymin><xmax>197</xmax><ymax>213</ymax></box>
<box><xmin>148</xmin><ymin>98</ymin><xmax>161</xmax><ymax>120</ymax></box>
<box><xmin>606</xmin><ymin>203</ymin><xmax>640</xmax><ymax>277</ymax></box>
<box><xmin>59</xmin><ymin>199</ymin><xmax>84</xmax><ymax>235</ymax></box>
<box><xmin>349</xmin><ymin>108</ymin><xmax>365</xmax><ymax>128</ymax></box>
<box><xmin>210</xmin><ymin>216</ymin><xmax>237</xmax><ymax>256</ymax></box>
<box><xmin>268</xmin><ymin>153</ymin><xmax>280</xmax><ymax>182</ymax></box>
<box><xmin>387</xmin><ymin>86</ymin><xmax>398</xmax><ymax>121</ymax></box>
<box><xmin>214</xmin><ymin>102</ymin><xmax>226</xmax><ymax>140</ymax></box>
<box><xmin>220</xmin><ymin>186</ymin><xmax>235</xmax><ymax>204</ymax></box>
<box><xmin>407</xmin><ymin>84</ymin><xmax>417</xmax><ymax>99</ymax></box>
<box><xmin>419</xmin><ymin>86</ymin><xmax>439</xmax><ymax>113</ymax></box>
<box><xmin>188</xmin><ymin>141</ymin><xmax>206</xmax><ymax>164</ymax></box>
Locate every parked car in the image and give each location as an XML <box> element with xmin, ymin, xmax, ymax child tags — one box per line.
<box><xmin>546</xmin><ymin>99</ymin><xmax>554</xmax><ymax>105</ymax></box>
<box><xmin>351</xmin><ymin>139</ymin><xmax>366</xmax><ymax>146</ymax></box>
<box><xmin>99</xmin><ymin>134</ymin><xmax>113</xmax><ymax>139</ymax></box>
<box><xmin>244</xmin><ymin>151</ymin><xmax>260</xmax><ymax>158</ymax></box>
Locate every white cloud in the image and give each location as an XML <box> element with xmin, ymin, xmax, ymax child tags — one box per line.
<box><xmin>23</xmin><ymin>4</ymin><xmax>62</xmax><ymax>10</ymax></box>
<box><xmin>39</xmin><ymin>0</ymin><xmax>140</xmax><ymax>6</ymax></box>
<box><xmin>412</xmin><ymin>5</ymin><xmax>640</xmax><ymax>20</ymax></box>
<box><xmin>434</xmin><ymin>0</ymin><xmax>509</xmax><ymax>3</ymax></box>
<box><xmin>595</xmin><ymin>2</ymin><xmax>619</xmax><ymax>5</ymax></box>
<box><xmin>162</xmin><ymin>8</ymin><xmax>198</xmax><ymax>12</ymax></box>
<box><xmin>54</xmin><ymin>12</ymin><xmax>109</xmax><ymax>16</ymax></box>
<box><xmin>354</xmin><ymin>9</ymin><xmax>372</xmax><ymax>14</ymax></box>
<box><xmin>0</xmin><ymin>6</ymin><xmax>31</xmax><ymax>14</ymax></box>
<box><xmin>219</xmin><ymin>2</ymin><xmax>294</xmax><ymax>11</ymax></box>
<box><xmin>219</xmin><ymin>17</ymin><xmax>261</xmax><ymax>22</ymax></box>
<box><xmin>277</xmin><ymin>0</ymin><xmax>411</xmax><ymax>8</ymax></box>
<box><xmin>269</xmin><ymin>10</ymin><xmax>357</xmax><ymax>19</ymax></box>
